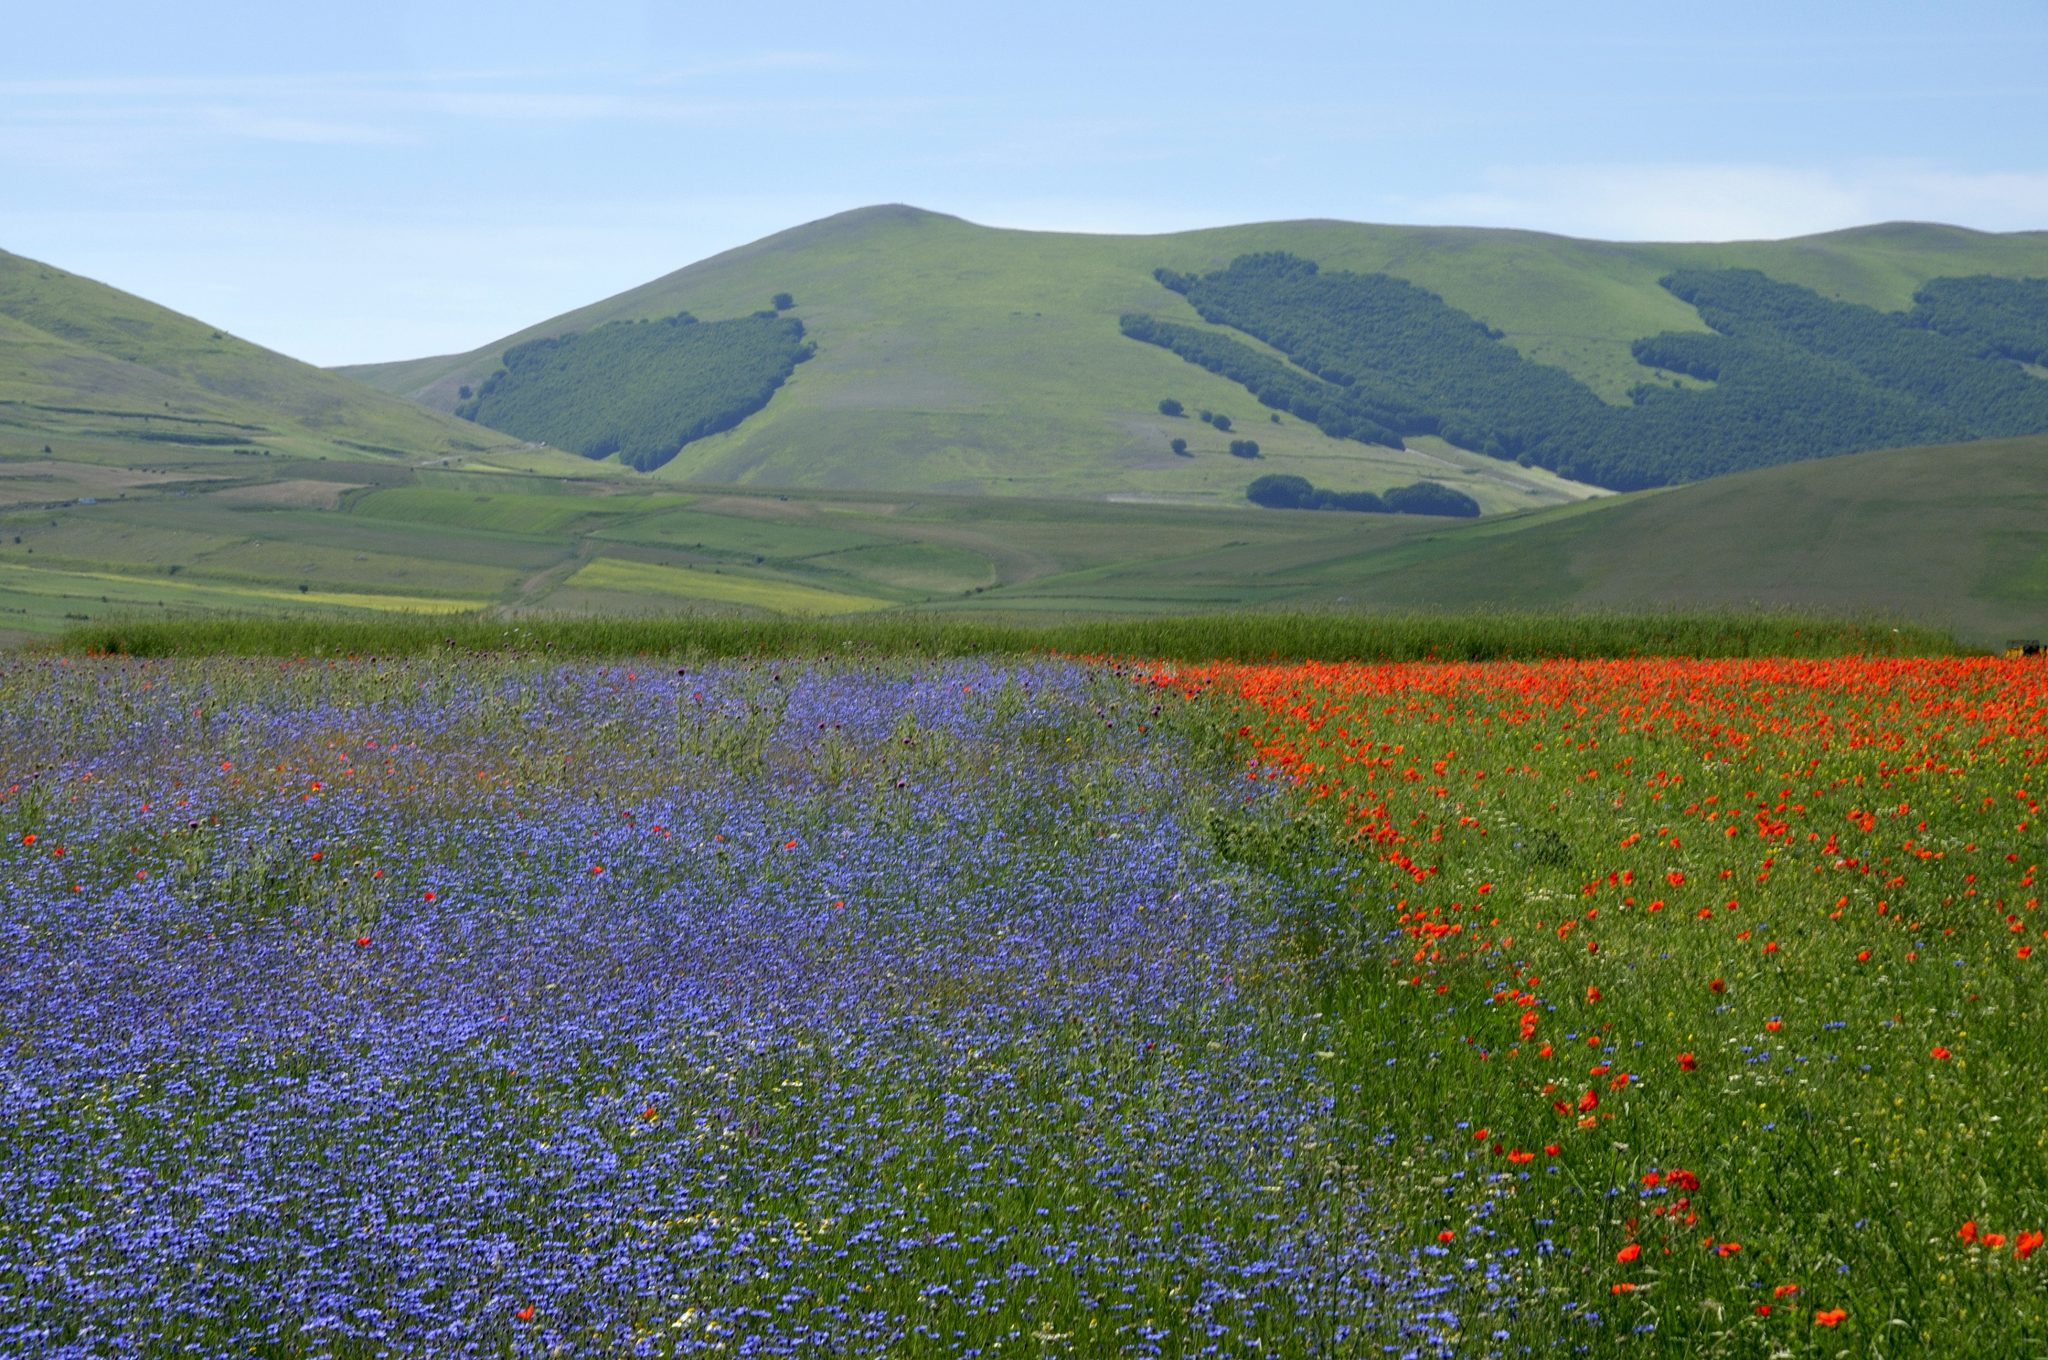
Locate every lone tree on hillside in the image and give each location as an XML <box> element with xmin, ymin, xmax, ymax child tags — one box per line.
<box><xmin>1228</xmin><ymin>439</ymin><xmax>1261</xmax><ymax>459</ymax></box>
<box><xmin>1212</xmin><ymin>414</ymin><xmax>1233</xmax><ymax>432</ymax></box>
<box><xmin>771</xmin><ymin>293</ymin><xmax>795</xmax><ymax>311</ymax></box>
<box><xmin>1158</xmin><ymin>398</ymin><xmax>1184</xmax><ymax>417</ymax></box>
<box><xmin>1169</xmin><ymin>436</ymin><xmax>1189</xmax><ymax>455</ymax></box>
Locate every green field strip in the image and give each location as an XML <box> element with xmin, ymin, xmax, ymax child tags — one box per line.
<box><xmin>561</xmin><ymin>556</ymin><xmax>894</xmax><ymax>615</ymax></box>
<box><xmin>0</xmin><ymin>561</ymin><xmax>487</xmax><ymax>619</ymax></box>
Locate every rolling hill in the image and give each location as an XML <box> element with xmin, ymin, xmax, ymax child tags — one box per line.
<box><xmin>339</xmin><ymin>206</ymin><xmax>2048</xmax><ymax>510</ymax></box>
<box><xmin>5</xmin><ymin>221</ymin><xmax>2048</xmax><ymax>648</ymax></box>
<box><xmin>1153</xmin><ymin>433</ymin><xmax>2048</xmax><ymax>649</ymax></box>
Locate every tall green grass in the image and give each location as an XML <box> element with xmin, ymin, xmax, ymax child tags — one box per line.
<box><xmin>46</xmin><ymin>608</ymin><xmax>1962</xmax><ymax>661</ymax></box>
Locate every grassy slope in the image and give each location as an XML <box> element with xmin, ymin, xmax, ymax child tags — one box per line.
<box><xmin>1284</xmin><ymin>432</ymin><xmax>2048</xmax><ymax>646</ymax></box>
<box><xmin>339</xmin><ymin>208</ymin><xmax>2048</xmax><ymax>507</ymax></box>
<box><xmin>0</xmin><ymin>246</ymin><xmax>618</xmax><ymax>637</ymax></box>
<box><xmin>0</xmin><ymin>247</ymin><xmax>584</xmax><ymax>473</ymax></box>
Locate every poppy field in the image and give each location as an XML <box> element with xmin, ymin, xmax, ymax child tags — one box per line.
<box><xmin>2</xmin><ymin>644</ymin><xmax>2044</xmax><ymax>1355</ymax></box>
<box><xmin>1134</xmin><ymin>653</ymin><xmax>2048</xmax><ymax>1354</ymax></box>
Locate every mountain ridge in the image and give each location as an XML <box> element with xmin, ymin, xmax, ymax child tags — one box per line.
<box><xmin>332</xmin><ymin>206</ymin><xmax>2048</xmax><ymax>507</ymax></box>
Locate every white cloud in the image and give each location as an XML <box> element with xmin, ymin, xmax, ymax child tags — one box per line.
<box><xmin>196</xmin><ymin>110</ymin><xmax>414</xmax><ymax>146</ymax></box>
<box><xmin>644</xmin><ymin>51</ymin><xmax>863</xmax><ymax>83</ymax></box>
<box><xmin>0</xmin><ymin>58</ymin><xmax>898</xmax><ymax>170</ymax></box>
<box><xmin>1389</xmin><ymin>162</ymin><xmax>2048</xmax><ymax>241</ymax></box>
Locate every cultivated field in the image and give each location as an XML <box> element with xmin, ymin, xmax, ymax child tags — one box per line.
<box><xmin>9</xmin><ymin>430</ymin><xmax>2048</xmax><ymax>648</ymax></box>
<box><xmin>4</xmin><ymin>625</ymin><xmax>2043</xmax><ymax>1355</ymax></box>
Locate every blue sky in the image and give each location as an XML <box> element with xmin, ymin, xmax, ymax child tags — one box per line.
<box><xmin>7</xmin><ymin>0</ymin><xmax>2045</xmax><ymax>366</ymax></box>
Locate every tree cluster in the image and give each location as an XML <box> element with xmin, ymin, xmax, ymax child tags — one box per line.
<box><xmin>1911</xmin><ymin>275</ymin><xmax>2048</xmax><ymax>367</ymax></box>
<box><xmin>1127</xmin><ymin>253</ymin><xmax>2048</xmax><ymax>492</ymax></box>
<box><xmin>1119</xmin><ymin>311</ymin><xmax>1406</xmax><ymax>448</ymax></box>
<box><xmin>1246</xmin><ymin>473</ymin><xmax>1478</xmax><ymax>517</ymax></box>
<box><xmin>458</xmin><ymin>312</ymin><xmax>814</xmax><ymax>472</ymax></box>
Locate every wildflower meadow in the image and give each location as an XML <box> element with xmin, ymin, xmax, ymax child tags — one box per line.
<box><xmin>1135</xmin><ymin>654</ymin><xmax>2048</xmax><ymax>1354</ymax></box>
<box><xmin>2</xmin><ymin>643</ymin><xmax>2044</xmax><ymax>1355</ymax></box>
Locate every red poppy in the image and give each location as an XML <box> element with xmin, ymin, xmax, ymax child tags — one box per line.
<box><xmin>1677</xmin><ymin>1052</ymin><xmax>1697</xmax><ymax>1070</ymax></box>
<box><xmin>1813</xmin><ymin>1308</ymin><xmax>1846</xmax><ymax>1328</ymax></box>
<box><xmin>1617</xmin><ymin>1243</ymin><xmax>1642</xmax><ymax>1263</ymax></box>
<box><xmin>1709</xmin><ymin>977</ymin><xmax>1726</xmax><ymax>993</ymax></box>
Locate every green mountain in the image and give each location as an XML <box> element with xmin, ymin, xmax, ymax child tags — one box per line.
<box><xmin>340</xmin><ymin>205</ymin><xmax>2048</xmax><ymax>509</ymax></box>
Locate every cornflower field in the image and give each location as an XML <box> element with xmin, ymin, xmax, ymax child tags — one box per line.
<box><xmin>3</xmin><ymin>642</ymin><xmax>2045</xmax><ymax>1355</ymax></box>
